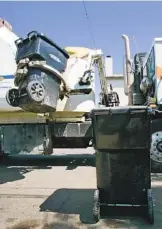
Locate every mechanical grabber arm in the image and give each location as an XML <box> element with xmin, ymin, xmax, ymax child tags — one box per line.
<box><xmin>91</xmin><ymin>49</ymin><xmax>119</xmax><ymax>107</ymax></box>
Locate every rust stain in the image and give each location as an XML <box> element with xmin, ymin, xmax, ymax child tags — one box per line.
<box><xmin>156</xmin><ymin>66</ymin><xmax>162</xmax><ymax>79</ymax></box>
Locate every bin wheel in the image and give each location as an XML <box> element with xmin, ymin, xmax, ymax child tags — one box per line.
<box><xmin>93</xmin><ymin>189</ymin><xmax>100</xmax><ymax>223</ymax></box>
<box><xmin>27</xmin><ymin>81</ymin><xmax>45</xmax><ymax>102</ymax></box>
<box><xmin>147</xmin><ymin>189</ymin><xmax>154</xmax><ymax>224</ymax></box>
<box><xmin>6</xmin><ymin>88</ymin><xmax>19</xmax><ymax>107</ymax></box>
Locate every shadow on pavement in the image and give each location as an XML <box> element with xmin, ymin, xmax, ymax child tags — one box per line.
<box><xmin>0</xmin><ymin>154</ymin><xmax>95</xmax><ymax>184</ymax></box>
<box><xmin>39</xmin><ymin>186</ymin><xmax>162</xmax><ymax>229</ymax></box>
<box><xmin>40</xmin><ymin>188</ymin><xmax>95</xmax><ymax>224</ymax></box>
<box><xmin>0</xmin><ymin>165</ymin><xmax>52</xmax><ymax>184</ymax></box>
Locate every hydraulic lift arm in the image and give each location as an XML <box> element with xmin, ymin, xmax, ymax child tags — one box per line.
<box><xmin>91</xmin><ymin>49</ymin><xmax>120</xmax><ymax>107</ymax></box>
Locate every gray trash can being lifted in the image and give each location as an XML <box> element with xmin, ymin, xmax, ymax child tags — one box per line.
<box><xmin>6</xmin><ymin>31</ymin><xmax>69</xmax><ymax>113</ymax></box>
<box><xmin>91</xmin><ymin>106</ymin><xmax>154</xmax><ymax>224</ymax></box>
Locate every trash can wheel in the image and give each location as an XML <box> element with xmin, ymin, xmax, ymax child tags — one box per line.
<box><xmin>6</xmin><ymin>88</ymin><xmax>19</xmax><ymax>107</ymax></box>
<box><xmin>93</xmin><ymin>189</ymin><xmax>100</xmax><ymax>223</ymax></box>
<box><xmin>147</xmin><ymin>189</ymin><xmax>154</xmax><ymax>224</ymax></box>
<box><xmin>27</xmin><ymin>80</ymin><xmax>45</xmax><ymax>102</ymax></box>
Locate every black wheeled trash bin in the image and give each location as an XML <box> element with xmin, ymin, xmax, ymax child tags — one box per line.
<box><xmin>91</xmin><ymin>106</ymin><xmax>154</xmax><ymax>224</ymax></box>
<box><xmin>6</xmin><ymin>31</ymin><xmax>69</xmax><ymax>113</ymax></box>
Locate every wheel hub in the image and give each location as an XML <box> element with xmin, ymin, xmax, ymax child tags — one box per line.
<box><xmin>6</xmin><ymin>88</ymin><xmax>19</xmax><ymax>107</ymax></box>
<box><xmin>156</xmin><ymin>141</ymin><xmax>162</xmax><ymax>152</ymax></box>
<box><xmin>27</xmin><ymin>80</ymin><xmax>45</xmax><ymax>102</ymax></box>
<box><xmin>150</xmin><ymin>132</ymin><xmax>162</xmax><ymax>162</ymax></box>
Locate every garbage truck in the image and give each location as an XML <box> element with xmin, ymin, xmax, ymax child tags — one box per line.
<box><xmin>0</xmin><ymin>19</ymin><xmax>155</xmax><ymax>224</ymax></box>
<box><xmin>122</xmin><ymin>34</ymin><xmax>162</xmax><ymax>172</ymax></box>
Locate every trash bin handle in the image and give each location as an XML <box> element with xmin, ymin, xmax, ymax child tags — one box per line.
<box><xmin>27</xmin><ymin>31</ymin><xmax>38</xmax><ymax>40</ymax></box>
<box><xmin>15</xmin><ymin>38</ymin><xmax>23</xmax><ymax>47</ymax></box>
<box><xmin>27</xmin><ymin>31</ymin><xmax>69</xmax><ymax>58</ymax></box>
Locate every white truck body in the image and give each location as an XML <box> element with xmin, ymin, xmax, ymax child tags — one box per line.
<box><xmin>0</xmin><ymin>26</ymin><xmax>20</xmax><ymax>112</ymax></box>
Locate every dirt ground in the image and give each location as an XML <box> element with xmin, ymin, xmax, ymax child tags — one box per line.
<box><xmin>0</xmin><ymin>148</ymin><xmax>162</xmax><ymax>229</ymax></box>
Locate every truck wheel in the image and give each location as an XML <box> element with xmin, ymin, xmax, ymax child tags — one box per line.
<box><xmin>150</xmin><ymin>131</ymin><xmax>162</xmax><ymax>172</ymax></box>
<box><xmin>93</xmin><ymin>189</ymin><xmax>100</xmax><ymax>223</ymax></box>
<box><xmin>147</xmin><ymin>189</ymin><xmax>154</xmax><ymax>224</ymax></box>
<box><xmin>6</xmin><ymin>88</ymin><xmax>19</xmax><ymax>107</ymax></box>
<box><xmin>27</xmin><ymin>80</ymin><xmax>45</xmax><ymax>102</ymax></box>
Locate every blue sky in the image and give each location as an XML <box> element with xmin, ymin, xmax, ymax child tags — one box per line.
<box><xmin>0</xmin><ymin>1</ymin><xmax>162</xmax><ymax>74</ymax></box>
